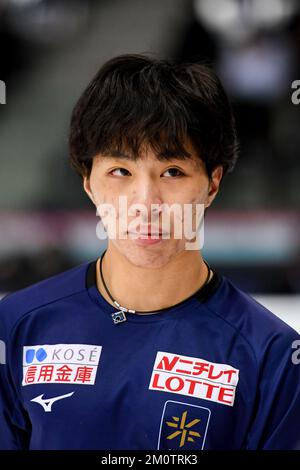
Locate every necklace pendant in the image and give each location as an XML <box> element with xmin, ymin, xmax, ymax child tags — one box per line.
<box><xmin>112</xmin><ymin>310</ymin><xmax>127</xmax><ymax>325</ymax></box>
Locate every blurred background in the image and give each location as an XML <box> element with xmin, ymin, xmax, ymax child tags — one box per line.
<box><xmin>0</xmin><ymin>0</ymin><xmax>299</xmax><ymax>330</ymax></box>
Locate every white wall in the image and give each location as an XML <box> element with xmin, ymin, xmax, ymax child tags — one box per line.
<box><xmin>253</xmin><ymin>295</ymin><xmax>300</xmax><ymax>333</ymax></box>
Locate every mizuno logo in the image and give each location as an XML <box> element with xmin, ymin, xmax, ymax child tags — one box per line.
<box><xmin>30</xmin><ymin>392</ymin><xmax>75</xmax><ymax>412</ymax></box>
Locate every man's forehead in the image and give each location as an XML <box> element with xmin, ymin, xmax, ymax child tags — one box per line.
<box><xmin>98</xmin><ymin>144</ymin><xmax>202</xmax><ymax>167</ymax></box>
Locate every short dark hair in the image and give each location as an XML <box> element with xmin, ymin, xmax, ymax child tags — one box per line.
<box><xmin>69</xmin><ymin>53</ymin><xmax>239</xmax><ymax>180</ymax></box>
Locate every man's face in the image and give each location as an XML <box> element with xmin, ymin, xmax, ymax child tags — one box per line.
<box><xmin>83</xmin><ymin>141</ymin><xmax>222</xmax><ymax>268</ymax></box>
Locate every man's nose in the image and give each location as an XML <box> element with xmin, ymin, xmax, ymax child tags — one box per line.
<box><xmin>131</xmin><ymin>179</ymin><xmax>163</xmax><ymax>217</ymax></box>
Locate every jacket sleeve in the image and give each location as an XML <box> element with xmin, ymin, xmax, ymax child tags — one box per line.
<box><xmin>0</xmin><ymin>298</ymin><xmax>31</xmax><ymax>449</ymax></box>
<box><xmin>246</xmin><ymin>329</ymin><xmax>300</xmax><ymax>450</ymax></box>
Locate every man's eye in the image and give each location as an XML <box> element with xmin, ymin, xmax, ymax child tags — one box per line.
<box><xmin>109</xmin><ymin>168</ymin><xmax>131</xmax><ymax>176</ymax></box>
<box><xmin>162</xmin><ymin>168</ymin><xmax>184</xmax><ymax>177</ymax></box>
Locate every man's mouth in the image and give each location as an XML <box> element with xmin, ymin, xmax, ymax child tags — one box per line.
<box><xmin>128</xmin><ymin>226</ymin><xmax>169</xmax><ymax>236</ymax></box>
<box><xmin>127</xmin><ymin>229</ymin><xmax>171</xmax><ymax>241</ymax></box>
<box><xmin>128</xmin><ymin>232</ymin><xmax>168</xmax><ymax>237</ymax></box>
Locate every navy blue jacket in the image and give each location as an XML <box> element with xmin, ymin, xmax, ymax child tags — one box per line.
<box><xmin>0</xmin><ymin>259</ymin><xmax>299</xmax><ymax>450</ymax></box>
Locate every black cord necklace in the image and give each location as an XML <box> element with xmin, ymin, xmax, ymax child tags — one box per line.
<box><xmin>99</xmin><ymin>249</ymin><xmax>212</xmax><ymax>325</ymax></box>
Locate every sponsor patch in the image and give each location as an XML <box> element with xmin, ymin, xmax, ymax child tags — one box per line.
<box><xmin>158</xmin><ymin>400</ymin><xmax>210</xmax><ymax>450</ymax></box>
<box><xmin>22</xmin><ymin>344</ymin><xmax>102</xmax><ymax>386</ymax></box>
<box><xmin>149</xmin><ymin>351</ymin><xmax>239</xmax><ymax>406</ymax></box>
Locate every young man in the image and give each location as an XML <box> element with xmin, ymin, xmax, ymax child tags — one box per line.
<box><xmin>0</xmin><ymin>54</ymin><xmax>300</xmax><ymax>450</ymax></box>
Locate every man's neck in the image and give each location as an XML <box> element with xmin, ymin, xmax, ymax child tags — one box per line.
<box><xmin>95</xmin><ymin>245</ymin><xmax>211</xmax><ymax>313</ymax></box>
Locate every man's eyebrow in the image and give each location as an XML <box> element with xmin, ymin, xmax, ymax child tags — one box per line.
<box><xmin>101</xmin><ymin>150</ymin><xmax>132</xmax><ymax>160</ymax></box>
<box><xmin>100</xmin><ymin>149</ymin><xmax>193</xmax><ymax>162</ymax></box>
<box><xmin>156</xmin><ymin>151</ymin><xmax>192</xmax><ymax>162</ymax></box>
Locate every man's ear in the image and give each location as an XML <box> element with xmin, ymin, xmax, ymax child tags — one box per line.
<box><xmin>206</xmin><ymin>165</ymin><xmax>223</xmax><ymax>208</ymax></box>
<box><xmin>83</xmin><ymin>176</ymin><xmax>96</xmax><ymax>205</ymax></box>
